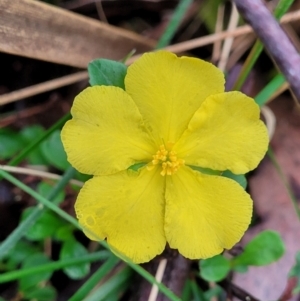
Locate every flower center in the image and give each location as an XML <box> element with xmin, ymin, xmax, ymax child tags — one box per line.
<box><xmin>147</xmin><ymin>143</ymin><xmax>185</xmax><ymax>176</ymax></box>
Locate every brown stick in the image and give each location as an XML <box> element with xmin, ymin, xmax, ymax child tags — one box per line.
<box><xmin>232</xmin><ymin>0</ymin><xmax>300</xmax><ymax>101</ymax></box>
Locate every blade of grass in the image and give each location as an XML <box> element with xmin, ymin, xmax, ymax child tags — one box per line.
<box><xmin>267</xmin><ymin>148</ymin><xmax>300</xmax><ymax>220</ymax></box>
<box><xmin>232</xmin><ymin>0</ymin><xmax>294</xmax><ymax>91</ymax></box>
<box><xmin>0</xmin><ymin>166</ymin><xmax>76</xmax><ymax>260</ymax></box>
<box><xmin>254</xmin><ymin>73</ymin><xmax>286</xmax><ymax>107</ymax></box>
<box><xmin>84</xmin><ymin>265</ymin><xmax>132</xmax><ymax>301</ymax></box>
<box><xmin>0</xmin><ymin>169</ymin><xmax>182</xmax><ymax>301</ymax></box>
<box><xmin>69</xmin><ymin>255</ymin><xmax>119</xmax><ymax>301</ymax></box>
<box><xmin>156</xmin><ymin>0</ymin><xmax>193</xmax><ymax>49</ymax></box>
<box><xmin>190</xmin><ymin>279</ymin><xmax>206</xmax><ymax>301</ymax></box>
<box><xmin>0</xmin><ymin>251</ymin><xmax>109</xmax><ymax>283</ymax></box>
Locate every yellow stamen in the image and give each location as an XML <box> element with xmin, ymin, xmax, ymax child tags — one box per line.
<box><xmin>148</xmin><ymin>143</ymin><xmax>185</xmax><ymax>176</ymax></box>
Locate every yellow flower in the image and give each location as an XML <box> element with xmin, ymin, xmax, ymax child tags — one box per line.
<box><xmin>61</xmin><ymin>51</ymin><xmax>269</xmax><ymax>263</ymax></box>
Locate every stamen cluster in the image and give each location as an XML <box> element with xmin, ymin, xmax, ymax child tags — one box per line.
<box><xmin>147</xmin><ymin>144</ymin><xmax>185</xmax><ymax>176</ymax></box>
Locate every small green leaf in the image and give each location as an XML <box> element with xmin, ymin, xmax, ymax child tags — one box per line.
<box><xmin>222</xmin><ymin>170</ymin><xmax>247</xmax><ymax>189</ymax></box>
<box><xmin>128</xmin><ymin>162</ymin><xmax>147</xmax><ymax>171</ymax></box>
<box><xmin>38</xmin><ymin>182</ymin><xmax>65</xmax><ymax>205</ymax></box>
<box><xmin>199</xmin><ymin>255</ymin><xmax>231</xmax><ymax>282</ymax></box>
<box><xmin>41</xmin><ymin>130</ymin><xmax>69</xmax><ymax>171</ymax></box>
<box><xmin>204</xmin><ymin>285</ymin><xmax>223</xmax><ymax>300</ymax></box>
<box><xmin>4</xmin><ymin>241</ymin><xmax>39</xmax><ymax>270</ymax></box>
<box><xmin>55</xmin><ymin>225</ymin><xmax>74</xmax><ymax>241</ymax></box>
<box><xmin>232</xmin><ymin>264</ymin><xmax>248</xmax><ymax>273</ymax></box>
<box><xmin>233</xmin><ymin>230</ymin><xmax>285</xmax><ymax>266</ymax></box>
<box><xmin>190</xmin><ymin>166</ymin><xmax>221</xmax><ymax>175</ymax></box>
<box><xmin>88</xmin><ymin>59</ymin><xmax>127</xmax><ymax>89</ymax></box>
<box><xmin>20</xmin><ymin>125</ymin><xmax>47</xmax><ymax>165</ymax></box>
<box><xmin>23</xmin><ymin>286</ymin><xmax>57</xmax><ymax>301</ymax></box>
<box><xmin>20</xmin><ymin>253</ymin><xmax>52</xmax><ymax>291</ymax></box>
<box><xmin>0</xmin><ymin>129</ymin><xmax>24</xmax><ymax>159</ymax></box>
<box><xmin>60</xmin><ymin>240</ymin><xmax>90</xmax><ymax>279</ymax></box>
<box><xmin>22</xmin><ymin>208</ymin><xmax>66</xmax><ymax>241</ymax></box>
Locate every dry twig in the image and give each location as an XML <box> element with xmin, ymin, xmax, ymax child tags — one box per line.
<box><xmin>233</xmin><ymin>0</ymin><xmax>300</xmax><ymax>101</ymax></box>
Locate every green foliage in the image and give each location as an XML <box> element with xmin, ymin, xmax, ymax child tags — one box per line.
<box><xmin>22</xmin><ymin>209</ymin><xmax>66</xmax><ymax>241</ymax></box>
<box><xmin>21</xmin><ymin>182</ymin><xmax>66</xmax><ymax>240</ymax></box>
<box><xmin>19</xmin><ymin>253</ymin><xmax>52</xmax><ymax>291</ymax></box>
<box><xmin>2</xmin><ymin>240</ymin><xmax>39</xmax><ymax>270</ymax></box>
<box><xmin>88</xmin><ymin>59</ymin><xmax>127</xmax><ymax>89</ymax></box>
<box><xmin>84</xmin><ymin>266</ymin><xmax>133</xmax><ymax>301</ymax></box>
<box><xmin>222</xmin><ymin>170</ymin><xmax>247</xmax><ymax>189</ymax></box>
<box><xmin>23</xmin><ymin>286</ymin><xmax>57</xmax><ymax>301</ymax></box>
<box><xmin>200</xmin><ymin>230</ymin><xmax>285</xmax><ymax>282</ymax></box>
<box><xmin>60</xmin><ymin>240</ymin><xmax>90</xmax><ymax>280</ymax></box>
<box><xmin>289</xmin><ymin>251</ymin><xmax>300</xmax><ymax>294</ymax></box>
<box><xmin>199</xmin><ymin>255</ymin><xmax>231</xmax><ymax>282</ymax></box>
<box><xmin>155</xmin><ymin>0</ymin><xmax>193</xmax><ymax>49</ymax></box>
<box><xmin>0</xmin><ymin>129</ymin><xmax>23</xmax><ymax>159</ymax></box>
<box><xmin>232</xmin><ymin>230</ymin><xmax>285</xmax><ymax>267</ymax></box>
<box><xmin>41</xmin><ymin>130</ymin><xmax>69</xmax><ymax>171</ymax></box>
<box><xmin>20</xmin><ymin>125</ymin><xmax>47</xmax><ymax>165</ymax></box>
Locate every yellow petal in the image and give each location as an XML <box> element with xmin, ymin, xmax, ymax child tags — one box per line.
<box><xmin>75</xmin><ymin>167</ymin><xmax>166</xmax><ymax>263</ymax></box>
<box><xmin>165</xmin><ymin>166</ymin><xmax>252</xmax><ymax>259</ymax></box>
<box><xmin>125</xmin><ymin>51</ymin><xmax>225</xmax><ymax>144</ymax></box>
<box><xmin>61</xmin><ymin>86</ymin><xmax>156</xmax><ymax>175</ymax></box>
<box><xmin>175</xmin><ymin>92</ymin><xmax>269</xmax><ymax>174</ymax></box>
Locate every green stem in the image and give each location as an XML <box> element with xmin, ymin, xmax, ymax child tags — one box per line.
<box><xmin>156</xmin><ymin>0</ymin><xmax>193</xmax><ymax>49</ymax></box>
<box><xmin>254</xmin><ymin>73</ymin><xmax>285</xmax><ymax>107</ymax></box>
<box><xmin>0</xmin><ymin>251</ymin><xmax>109</xmax><ymax>283</ymax></box>
<box><xmin>69</xmin><ymin>255</ymin><xmax>119</xmax><ymax>301</ymax></box>
<box><xmin>84</xmin><ymin>265</ymin><xmax>133</xmax><ymax>301</ymax></box>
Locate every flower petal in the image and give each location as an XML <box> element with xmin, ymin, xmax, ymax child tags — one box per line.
<box><xmin>175</xmin><ymin>92</ymin><xmax>269</xmax><ymax>174</ymax></box>
<box><xmin>165</xmin><ymin>166</ymin><xmax>252</xmax><ymax>259</ymax></box>
<box><xmin>125</xmin><ymin>51</ymin><xmax>225</xmax><ymax>144</ymax></box>
<box><xmin>75</xmin><ymin>167</ymin><xmax>166</xmax><ymax>263</ymax></box>
<box><xmin>61</xmin><ymin>86</ymin><xmax>156</xmax><ymax>175</ymax></box>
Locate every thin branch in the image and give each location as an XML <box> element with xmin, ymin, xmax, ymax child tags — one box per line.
<box><xmin>222</xmin><ymin>279</ymin><xmax>261</xmax><ymax>301</ymax></box>
<box><xmin>218</xmin><ymin>3</ymin><xmax>239</xmax><ymax>71</ymax></box>
<box><xmin>1</xmin><ymin>9</ymin><xmax>300</xmax><ymax>106</ymax></box>
<box><xmin>148</xmin><ymin>259</ymin><xmax>168</xmax><ymax>301</ymax></box>
<box><xmin>0</xmin><ymin>71</ymin><xmax>88</xmax><ymax>106</ymax></box>
<box><xmin>127</xmin><ymin>9</ymin><xmax>300</xmax><ymax>64</ymax></box>
<box><xmin>233</xmin><ymin>0</ymin><xmax>300</xmax><ymax>100</ymax></box>
<box><xmin>0</xmin><ymin>165</ymin><xmax>83</xmax><ymax>187</ymax></box>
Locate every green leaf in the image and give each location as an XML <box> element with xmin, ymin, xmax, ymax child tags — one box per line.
<box><xmin>20</xmin><ymin>125</ymin><xmax>47</xmax><ymax>165</ymax></box>
<box><xmin>41</xmin><ymin>130</ymin><xmax>69</xmax><ymax>171</ymax></box>
<box><xmin>4</xmin><ymin>241</ymin><xmax>39</xmax><ymax>270</ymax></box>
<box><xmin>190</xmin><ymin>166</ymin><xmax>221</xmax><ymax>175</ymax></box>
<box><xmin>232</xmin><ymin>264</ymin><xmax>248</xmax><ymax>273</ymax></box>
<box><xmin>23</xmin><ymin>286</ymin><xmax>57</xmax><ymax>301</ymax></box>
<box><xmin>22</xmin><ymin>208</ymin><xmax>66</xmax><ymax>241</ymax></box>
<box><xmin>204</xmin><ymin>285</ymin><xmax>223</xmax><ymax>300</ymax></box>
<box><xmin>0</xmin><ymin>129</ymin><xmax>24</xmax><ymax>159</ymax></box>
<box><xmin>55</xmin><ymin>225</ymin><xmax>74</xmax><ymax>241</ymax></box>
<box><xmin>199</xmin><ymin>255</ymin><xmax>231</xmax><ymax>282</ymax></box>
<box><xmin>60</xmin><ymin>240</ymin><xmax>90</xmax><ymax>279</ymax></box>
<box><xmin>20</xmin><ymin>253</ymin><xmax>52</xmax><ymax>291</ymax></box>
<box><xmin>233</xmin><ymin>230</ymin><xmax>285</xmax><ymax>266</ymax></box>
<box><xmin>128</xmin><ymin>162</ymin><xmax>147</xmax><ymax>172</ymax></box>
<box><xmin>88</xmin><ymin>59</ymin><xmax>127</xmax><ymax>89</ymax></box>
<box><xmin>289</xmin><ymin>251</ymin><xmax>300</xmax><ymax>294</ymax></box>
<box><xmin>222</xmin><ymin>170</ymin><xmax>247</xmax><ymax>189</ymax></box>
<box><xmin>38</xmin><ymin>182</ymin><xmax>65</xmax><ymax>204</ymax></box>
